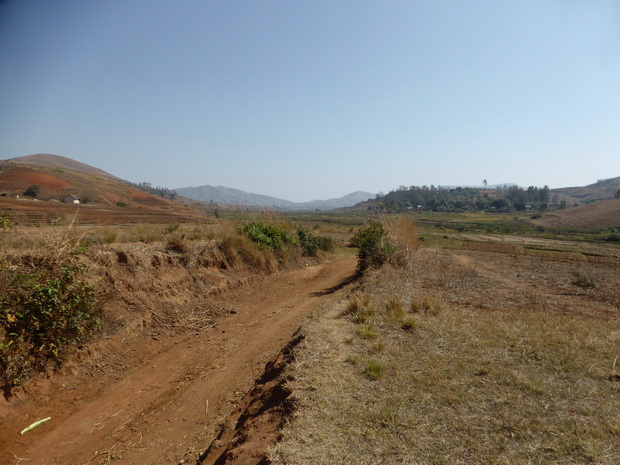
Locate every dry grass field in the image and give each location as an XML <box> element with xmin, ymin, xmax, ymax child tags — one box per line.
<box><xmin>271</xmin><ymin>233</ymin><xmax>620</xmax><ymax>465</ymax></box>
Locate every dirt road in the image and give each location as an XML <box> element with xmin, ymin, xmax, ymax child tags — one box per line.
<box><xmin>0</xmin><ymin>256</ymin><xmax>357</xmax><ymax>465</ymax></box>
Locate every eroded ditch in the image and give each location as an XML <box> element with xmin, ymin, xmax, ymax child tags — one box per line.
<box><xmin>197</xmin><ymin>333</ymin><xmax>305</xmax><ymax>465</ymax></box>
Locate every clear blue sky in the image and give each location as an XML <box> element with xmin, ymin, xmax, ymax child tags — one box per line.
<box><xmin>1</xmin><ymin>1</ymin><xmax>619</xmax><ymax>202</ymax></box>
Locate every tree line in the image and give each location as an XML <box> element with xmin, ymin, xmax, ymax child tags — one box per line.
<box><xmin>372</xmin><ymin>185</ymin><xmax>555</xmax><ymax>213</ymax></box>
<box><xmin>124</xmin><ymin>181</ymin><xmax>178</xmax><ymax>200</ymax></box>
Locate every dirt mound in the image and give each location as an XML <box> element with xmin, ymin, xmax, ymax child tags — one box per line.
<box><xmin>533</xmin><ymin>198</ymin><xmax>620</xmax><ymax>229</ymax></box>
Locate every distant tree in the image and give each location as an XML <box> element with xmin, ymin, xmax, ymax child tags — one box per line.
<box><xmin>491</xmin><ymin>198</ymin><xmax>511</xmax><ymax>212</ymax></box>
<box><xmin>483</xmin><ymin>179</ymin><xmax>488</xmax><ymax>188</ymax></box>
<box><xmin>23</xmin><ymin>184</ymin><xmax>40</xmax><ymax>198</ymax></box>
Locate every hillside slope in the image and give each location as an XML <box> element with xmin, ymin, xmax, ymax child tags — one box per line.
<box><xmin>0</xmin><ymin>154</ymin><xmax>174</xmax><ymax>209</ymax></box>
<box><xmin>533</xmin><ymin>197</ymin><xmax>620</xmax><ymax>229</ymax></box>
<box><xmin>551</xmin><ymin>176</ymin><xmax>620</xmax><ymax>204</ymax></box>
<box><xmin>4</xmin><ymin>154</ymin><xmax>119</xmax><ymax>180</ymax></box>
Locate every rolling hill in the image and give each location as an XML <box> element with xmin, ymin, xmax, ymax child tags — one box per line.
<box><xmin>552</xmin><ymin>176</ymin><xmax>620</xmax><ymax>204</ymax></box>
<box><xmin>532</xmin><ymin>198</ymin><xmax>620</xmax><ymax>229</ymax></box>
<box><xmin>4</xmin><ymin>154</ymin><xmax>120</xmax><ymax>180</ymax></box>
<box><xmin>0</xmin><ymin>154</ymin><xmax>175</xmax><ymax>209</ymax></box>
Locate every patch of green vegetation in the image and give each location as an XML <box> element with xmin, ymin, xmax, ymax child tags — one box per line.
<box><xmin>350</xmin><ymin>219</ymin><xmax>397</xmax><ymax>272</ymax></box>
<box><xmin>240</xmin><ymin>221</ymin><xmax>294</xmax><ymax>252</ymax></box>
<box><xmin>0</xmin><ymin>212</ymin><xmax>11</xmax><ymax>231</ymax></box>
<box><xmin>0</xmin><ymin>263</ymin><xmax>99</xmax><ymax>394</ymax></box>
<box><xmin>296</xmin><ymin>228</ymin><xmax>334</xmax><ymax>257</ymax></box>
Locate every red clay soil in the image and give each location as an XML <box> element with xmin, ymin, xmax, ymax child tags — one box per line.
<box><xmin>0</xmin><ymin>166</ymin><xmax>73</xmax><ymax>195</ymax></box>
<box><xmin>0</xmin><ymin>256</ymin><xmax>357</xmax><ymax>465</ymax></box>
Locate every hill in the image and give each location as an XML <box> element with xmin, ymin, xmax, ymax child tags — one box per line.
<box><xmin>4</xmin><ymin>153</ymin><xmax>120</xmax><ymax>180</ymax></box>
<box><xmin>0</xmin><ymin>154</ymin><xmax>175</xmax><ymax>209</ymax></box>
<box><xmin>551</xmin><ymin>177</ymin><xmax>620</xmax><ymax>204</ymax></box>
<box><xmin>532</xmin><ymin>197</ymin><xmax>620</xmax><ymax>229</ymax></box>
<box><xmin>175</xmin><ymin>185</ymin><xmax>374</xmax><ymax>211</ymax></box>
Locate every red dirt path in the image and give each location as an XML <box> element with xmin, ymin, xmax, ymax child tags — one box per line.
<box><xmin>0</xmin><ymin>256</ymin><xmax>357</xmax><ymax>465</ymax></box>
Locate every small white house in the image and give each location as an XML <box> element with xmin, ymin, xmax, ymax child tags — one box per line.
<box><xmin>63</xmin><ymin>195</ymin><xmax>80</xmax><ymax>204</ymax></box>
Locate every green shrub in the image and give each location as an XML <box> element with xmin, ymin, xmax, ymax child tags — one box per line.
<box><xmin>240</xmin><ymin>221</ymin><xmax>293</xmax><ymax>252</ymax></box>
<box><xmin>297</xmin><ymin>228</ymin><xmax>334</xmax><ymax>257</ymax></box>
<box><xmin>0</xmin><ymin>264</ymin><xmax>99</xmax><ymax>393</ymax></box>
<box><xmin>351</xmin><ymin>220</ymin><xmax>396</xmax><ymax>272</ymax></box>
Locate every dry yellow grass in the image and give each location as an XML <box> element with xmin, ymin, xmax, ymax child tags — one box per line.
<box><xmin>271</xmin><ymin>246</ymin><xmax>620</xmax><ymax>465</ymax></box>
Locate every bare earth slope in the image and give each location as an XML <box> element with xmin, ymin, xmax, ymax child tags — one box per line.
<box><xmin>0</xmin><ymin>256</ymin><xmax>357</xmax><ymax>465</ymax></box>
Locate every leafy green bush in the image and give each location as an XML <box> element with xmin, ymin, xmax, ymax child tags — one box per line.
<box><xmin>0</xmin><ymin>263</ymin><xmax>99</xmax><ymax>393</ymax></box>
<box><xmin>296</xmin><ymin>228</ymin><xmax>334</xmax><ymax>257</ymax></box>
<box><xmin>350</xmin><ymin>220</ymin><xmax>396</xmax><ymax>272</ymax></box>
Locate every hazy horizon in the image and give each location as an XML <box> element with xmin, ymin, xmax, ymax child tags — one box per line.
<box><xmin>1</xmin><ymin>1</ymin><xmax>619</xmax><ymax>202</ymax></box>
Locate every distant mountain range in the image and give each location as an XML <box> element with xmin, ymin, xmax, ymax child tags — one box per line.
<box><xmin>175</xmin><ymin>185</ymin><xmax>375</xmax><ymax>211</ymax></box>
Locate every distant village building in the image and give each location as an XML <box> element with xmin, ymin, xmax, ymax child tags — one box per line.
<box><xmin>63</xmin><ymin>195</ymin><xmax>80</xmax><ymax>204</ymax></box>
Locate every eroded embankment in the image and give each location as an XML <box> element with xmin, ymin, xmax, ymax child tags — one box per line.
<box><xmin>197</xmin><ymin>334</ymin><xmax>304</xmax><ymax>465</ymax></box>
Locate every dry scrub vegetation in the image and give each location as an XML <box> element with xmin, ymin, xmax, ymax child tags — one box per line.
<box><xmin>271</xmin><ymin>222</ymin><xmax>620</xmax><ymax>464</ymax></box>
<box><xmin>0</xmin><ymin>215</ymin><xmax>336</xmax><ymax>394</ymax></box>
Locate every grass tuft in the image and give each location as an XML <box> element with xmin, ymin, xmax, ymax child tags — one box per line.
<box><xmin>364</xmin><ymin>360</ymin><xmax>383</xmax><ymax>380</ymax></box>
<box><xmin>571</xmin><ymin>269</ymin><xmax>597</xmax><ymax>288</ymax></box>
<box><xmin>410</xmin><ymin>291</ymin><xmax>446</xmax><ymax>315</ymax></box>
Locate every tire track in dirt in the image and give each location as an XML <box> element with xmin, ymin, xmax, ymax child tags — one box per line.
<box><xmin>0</xmin><ymin>256</ymin><xmax>357</xmax><ymax>465</ymax></box>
